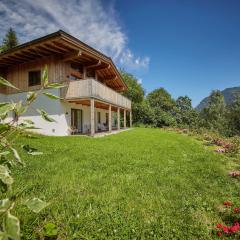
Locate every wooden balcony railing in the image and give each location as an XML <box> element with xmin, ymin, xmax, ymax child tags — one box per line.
<box><xmin>60</xmin><ymin>79</ymin><xmax>131</xmax><ymax>109</ymax></box>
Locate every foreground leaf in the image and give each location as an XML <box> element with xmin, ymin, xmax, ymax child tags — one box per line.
<box><xmin>27</xmin><ymin>91</ymin><xmax>37</xmax><ymax>103</ymax></box>
<box><xmin>43</xmin><ymin>222</ymin><xmax>58</xmax><ymax>238</ymax></box>
<box><xmin>0</xmin><ymin>151</ymin><xmax>10</xmax><ymax>156</ymax></box>
<box><xmin>47</xmin><ymin>83</ymin><xmax>65</xmax><ymax>89</ymax></box>
<box><xmin>23</xmin><ymin>119</ymin><xmax>34</xmax><ymax>125</ymax></box>
<box><xmin>43</xmin><ymin>92</ymin><xmax>60</xmax><ymax>100</ymax></box>
<box><xmin>37</xmin><ymin>109</ymin><xmax>56</xmax><ymax>122</ymax></box>
<box><xmin>11</xmin><ymin>148</ymin><xmax>24</xmax><ymax>165</ymax></box>
<box><xmin>0</xmin><ymin>199</ymin><xmax>11</xmax><ymax>213</ymax></box>
<box><xmin>0</xmin><ymin>77</ymin><xmax>19</xmax><ymax>90</ymax></box>
<box><xmin>25</xmin><ymin>198</ymin><xmax>49</xmax><ymax>213</ymax></box>
<box><xmin>4</xmin><ymin>212</ymin><xmax>20</xmax><ymax>240</ymax></box>
<box><xmin>0</xmin><ymin>231</ymin><xmax>8</xmax><ymax>240</ymax></box>
<box><xmin>0</xmin><ymin>103</ymin><xmax>15</xmax><ymax>116</ymax></box>
<box><xmin>42</xmin><ymin>65</ymin><xmax>48</xmax><ymax>87</ymax></box>
<box><xmin>0</xmin><ymin>165</ymin><xmax>13</xmax><ymax>185</ymax></box>
<box><xmin>28</xmin><ymin>151</ymin><xmax>43</xmax><ymax>155</ymax></box>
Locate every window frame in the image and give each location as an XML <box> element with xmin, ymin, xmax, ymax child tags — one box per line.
<box><xmin>28</xmin><ymin>70</ymin><xmax>41</xmax><ymax>87</ymax></box>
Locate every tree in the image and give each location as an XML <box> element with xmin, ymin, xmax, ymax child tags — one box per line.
<box><xmin>146</xmin><ymin>88</ymin><xmax>177</xmax><ymax>127</ymax></box>
<box><xmin>176</xmin><ymin>96</ymin><xmax>199</xmax><ymax>128</ymax></box>
<box><xmin>200</xmin><ymin>90</ymin><xmax>227</xmax><ymax>134</ymax></box>
<box><xmin>227</xmin><ymin>96</ymin><xmax>240</xmax><ymax>136</ymax></box>
<box><xmin>120</xmin><ymin>70</ymin><xmax>146</xmax><ymax>124</ymax></box>
<box><xmin>147</xmin><ymin>88</ymin><xmax>176</xmax><ymax>112</ymax></box>
<box><xmin>120</xmin><ymin>69</ymin><xmax>145</xmax><ymax>103</ymax></box>
<box><xmin>1</xmin><ymin>28</ymin><xmax>19</xmax><ymax>52</ymax></box>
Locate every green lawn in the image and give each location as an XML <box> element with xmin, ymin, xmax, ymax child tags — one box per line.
<box><xmin>12</xmin><ymin>128</ymin><xmax>239</xmax><ymax>239</ymax></box>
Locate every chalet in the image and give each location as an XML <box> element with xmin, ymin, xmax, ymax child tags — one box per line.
<box><xmin>0</xmin><ymin>30</ymin><xmax>132</xmax><ymax>136</ymax></box>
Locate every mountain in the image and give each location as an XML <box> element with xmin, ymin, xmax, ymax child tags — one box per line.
<box><xmin>196</xmin><ymin>87</ymin><xmax>240</xmax><ymax>111</ymax></box>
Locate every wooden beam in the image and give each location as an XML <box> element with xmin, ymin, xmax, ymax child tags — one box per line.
<box><xmin>70</xmin><ymin>68</ymin><xmax>83</xmax><ymax>79</ymax></box>
<box><xmin>85</xmin><ymin>60</ymin><xmax>101</xmax><ymax>69</ymax></box>
<box><xmin>43</xmin><ymin>44</ymin><xmax>66</xmax><ymax>54</ymax></box>
<box><xmin>38</xmin><ymin>45</ymin><xmax>63</xmax><ymax>54</ymax></box>
<box><xmin>62</xmin><ymin>50</ymin><xmax>82</xmax><ymax>62</ymax></box>
<box><xmin>102</xmin><ymin>75</ymin><xmax>117</xmax><ymax>83</ymax></box>
<box><xmin>94</xmin><ymin>63</ymin><xmax>110</xmax><ymax>71</ymax></box>
<box><xmin>15</xmin><ymin>53</ymin><xmax>35</xmax><ymax>61</ymax></box>
<box><xmin>45</xmin><ymin>42</ymin><xmax>69</xmax><ymax>53</ymax></box>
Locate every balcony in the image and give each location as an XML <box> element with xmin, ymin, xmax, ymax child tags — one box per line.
<box><xmin>60</xmin><ymin>78</ymin><xmax>131</xmax><ymax>109</ymax></box>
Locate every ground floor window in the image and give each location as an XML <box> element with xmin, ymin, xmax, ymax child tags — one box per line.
<box><xmin>106</xmin><ymin>113</ymin><xmax>109</xmax><ymax>127</ymax></box>
<box><xmin>71</xmin><ymin>109</ymin><xmax>83</xmax><ymax>134</ymax></box>
<box><xmin>97</xmin><ymin>112</ymin><xmax>101</xmax><ymax>124</ymax></box>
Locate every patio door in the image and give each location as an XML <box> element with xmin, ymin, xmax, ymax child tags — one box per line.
<box><xmin>71</xmin><ymin>109</ymin><xmax>83</xmax><ymax>133</ymax></box>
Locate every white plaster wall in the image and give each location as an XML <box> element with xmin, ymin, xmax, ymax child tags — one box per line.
<box><xmin>4</xmin><ymin>89</ymin><xmax>69</xmax><ymax>136</ymax></box>
<box><xmin>1</xmin><ymin>89</ymin><xmax>118</xmax><ymax>136</ymax></box>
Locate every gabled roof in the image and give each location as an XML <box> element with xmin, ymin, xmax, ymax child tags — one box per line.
<box><xmin>0</xmin><ymin>30</ymin><xmax>127</xmax><ymax>91</ymax></box>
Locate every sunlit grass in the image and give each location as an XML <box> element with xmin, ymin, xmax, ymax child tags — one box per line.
<box><xmin>13</xmin><ymin>128</ymin><xmax>239</xmax><ymax>239</ymax></box>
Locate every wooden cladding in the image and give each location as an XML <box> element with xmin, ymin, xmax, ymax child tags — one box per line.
<box><xmin>61</xmin><ymin>78</ymin><xmax>131</xmax><ymax>110</ymax></box>
<box><xmin>4</xmin><ymin>55</ymin><xmax>70</xmax><ymax>94</ymax></box>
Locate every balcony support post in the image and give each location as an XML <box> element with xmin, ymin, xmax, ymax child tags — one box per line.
<box><xmin>130</xmin><ymin>110</ymin><xmax>132</xmax><ymax>128</ymax></box>
<box><xmin>109</xmin><ymin>104</ymin><xmax>112</xmax><ymax>133</ymax></box>
<box><xmin>90</xmin><ymin>98</ymin><xmax>95</xmax><ymax>136</ymax></box>
<box><xmin>124</xmin><ymin>109</ymin><xmax>126</xmax><ymax>129</ymax></box>
<box><xmin>117</xmin><ymin>107</ymin><xmax>120</xmax><ymax>130</ymax></box>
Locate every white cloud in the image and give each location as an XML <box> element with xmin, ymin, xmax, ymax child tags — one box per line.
<box><xmin>120</xmin><ymin>49</ymin><xmax>150</xmax><ymax>69</ymax></box>
<box><xmin>0</xmin><ymin>0</ymin><xmax>150</xmax><ymax>70</ymax></box>
<box><xmin>137</xmin><ymin>78</ymin><xmax>143</xmax><ymax>84</ymax></box>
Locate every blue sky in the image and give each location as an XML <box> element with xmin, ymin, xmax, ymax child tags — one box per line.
<box><xmin>1</xmin><ymin>0</ymin><xmax>240</xmax><ymax>106</ymax></box>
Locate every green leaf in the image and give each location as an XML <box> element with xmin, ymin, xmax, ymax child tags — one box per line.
<box><xmin>21</xmin><ymin>144</ymin><xmax>36</xmax><ymax>153</ymax></box>
<box><xmin>37</xmin><ymin>109</ymin><xmax>56</xmax><ymax>122</ymax></box>
<box><xmin>43</xmin><ymin>92</ymin><xmax>60</xmax><ymax>100</ymax></box>
<box><xmin>42</xmin><ymin>65</ymin><xmax>48</xmax><ymax>87</ymax></box>
<box><xmin>0</xmin><ymin>77</ymin><xmax>19</xmax><ymax>90</ymax></box>
<box><xmin>15</xmin><ymin>101</ymin><xmax>27</xmax><ymax>115</ymax></box>
<box><xmin>23</xmin><ymin>119</ymin><xmax>34</xmax><ymax>125</ymax></box>
<box><xmin>28</xmin><ymin>152</ymin><xmax>43</xmax><ymax>155</ymax></box>
<box><xmin>0</xmin><ymin>151</ymin><xmax>10</xmax><ymax>156</ymax></box>
<box><xmin>25</xmin><ymin>198</ymin><xmax>49</xmax><ymax>213</ymax></box>
<box><xmin>0</xmin><ymin>231</ymin><xmax>8</xmax><ymax>240</ymax></box>
<box><xmin>11</xmin><ymin>148</ymin><xmax>23</xmax><ymax>165</ymax></box>
<box><xmin>0</xmin><ymin>103</ymin><xmax>15</xmax><ymax>116</ymax></box>
<box><xmin>0</xmin><ymin>199</ymin><xmax>11</xmax><ymax>213</ymax></box>
<box><xmin>43</xmin><ymin>222</ymin><xmax>58</xmax><ymax>238</ymax></box>
<box><xmin>0</xmin><ymin>165</ymin><xmax>13</xmax><ymax>185</ymax></box>
<box><xmin>4</xmin><ymin>212</ymin><xmax>20</xmax><ymax>240</ymax></box>
<box><xmin>26</xmin><ymin>91</ymin><xmax>37</xmax><ymax>103</ymax></box>
<box><xmin>47</xmin><ymin>83</ymin><xmax>65</xmax><ymax>89</ymax></box>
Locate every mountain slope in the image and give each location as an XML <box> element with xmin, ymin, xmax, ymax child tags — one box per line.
<box><xmin>196</xmin><ymin>87</ymin><xmax>240</xmax><ymax>111</ymax></box>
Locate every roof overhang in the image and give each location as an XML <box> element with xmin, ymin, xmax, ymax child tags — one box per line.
<box><xmin>0</xmin><ymin>30</ymin><xmax>127</xmax><ymax>92</ymax></box>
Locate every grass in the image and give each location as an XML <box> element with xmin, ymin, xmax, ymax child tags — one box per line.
<box><xmin>11</xmin><ymin>128</ymin><xmax>240</xmax><ymax>239</ymax></box>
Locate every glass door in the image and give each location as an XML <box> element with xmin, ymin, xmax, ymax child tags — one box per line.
<box><xmin>71</xmin><ymin>109</ymin><xmax>83</xmax><ymax>134</ymax></box>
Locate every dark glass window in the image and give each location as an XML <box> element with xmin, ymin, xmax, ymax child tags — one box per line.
<box><xmin>97</xmin><ymin>112</ymin><xmax>101</xmax><ymax>124</ymax></box>
<box><xmin>28</xmin><ymin>71</ymin><xmax>41</xmax><ymax>86</ymax></box>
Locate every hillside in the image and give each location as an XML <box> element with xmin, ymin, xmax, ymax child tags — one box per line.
<box><xmin>14</xmin><ymin>128</ymin><xmax>238</xmax><ymax>239</ymax></box>
<box><xmin>196</xmin><ymin>86</ymin><xmax>240</xmax><ymax>111</ymax></box>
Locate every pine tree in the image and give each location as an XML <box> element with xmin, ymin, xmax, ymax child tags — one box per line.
<box><xmin>1</xmin><ymin>28</ymin><xmax>19</xmax><ymax>52</ymax></box>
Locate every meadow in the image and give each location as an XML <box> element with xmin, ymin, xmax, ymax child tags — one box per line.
<box><xmin>12</xmin><ymin>128</ymin><xmax>239</xmax><ymax>239</ymax></box>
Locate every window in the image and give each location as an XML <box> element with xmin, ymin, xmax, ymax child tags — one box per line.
<box><xmin>28</xmin><ymin>70</ymin><xmax>41</xmax><ymax>86</ymax></box>
<box><xmin>97</xmin><ymin>112</ymin><xmax>101</xmax><ymax>124</ymax></box>
<box><xmin>106</xmin><ymin>113</ymin><xmax>109</xmax><ymax>126</ymax></box>
<box><xmin>86</xmin><ymin>69</ymin><xmax>95</xmax><ymax>78</ymax></box>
